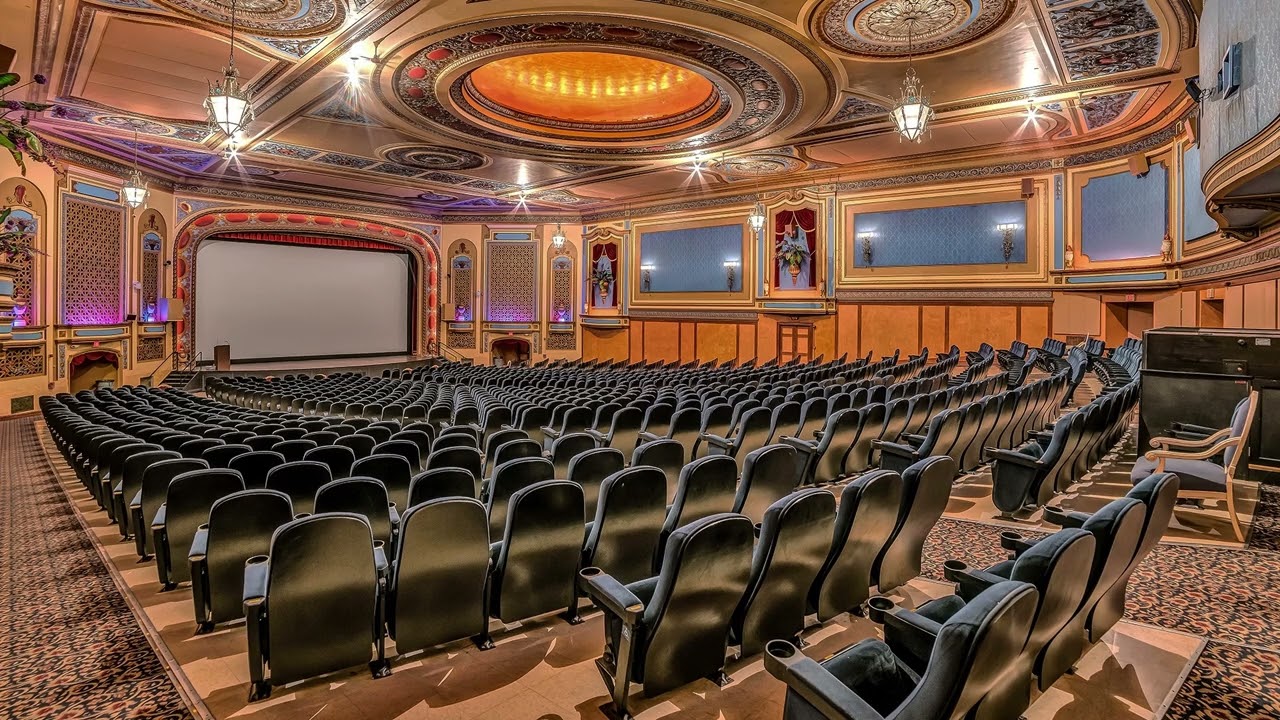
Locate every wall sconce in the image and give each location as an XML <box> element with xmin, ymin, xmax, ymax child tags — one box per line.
<box><xmin>858</xmin><ymin>232</ymin><xmax>875</xmax><ymax>266</ymax></box>
<box><xmin>1064</xmin><ymin>241</ymin><xmax>1075</xmax><ymax>268</ymax></box>
<box><xmin>723</xmin><ymin>260</ymin><xmax>740</xmax><ymax>291</ymax></box>
<box><xmin>996</xmin><ymin>223</ymin><xmax>1019</xmax><ymax>264</ymax></box>
<box><xmin>640</xmin><ymin>263</ymin><xmax>654</xmax><ymax>292</ymax></box>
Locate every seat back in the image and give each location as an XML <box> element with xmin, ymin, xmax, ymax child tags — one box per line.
<box><xmin>202</xmin><ymin>443</ymin><xmax>252</xmax><ymax>469</ymax></box>
<box><xmin>302</xmin><ymin>444</ymin><xmax>357</xmax><ymax>480</ymax></box>
<box><xmin>662</xmin><ymin>455</ymin><xmax>740</xmax><ymax>546</ymax></box>
<box><xmin>490</xmin><ymin>439</ymin><xmax>543</xmax><ymax>474</ymax></box>
<box><xmin>809</xmin><ymin>470</ymin><xmax>904</xmax><ymax>621</ymax></box>
<box><xmin>263</xmin><ymin>514</ymin><xmax>379</xmax><ymax>685</ymax></box>
<box><xmin>638</xmin><ymin>513</ymin><xmax>755</xmax><ymax>695</ymax></box>
<box><xmin>138</xmin><ymin>458</ymin><xmax>208</xmax><ymax>555</ymax></box>
<box><xmin>549</xmin><ymin>432</ymin><xmax>596</xmax><ymax>477</ymax></box>
<box><xmin>425</xmin><ymin>446</ymin><xmax>484</xmax><ymax>480</ymax></box>
<box><xmin>487</xmin><ymin>457</ymin><xmax>556</xmax><ymax>538</ymax></box>
<box><xmin>490</xmin><ymin>480</ymin><xmax>585</xmax><ymax>622</ymax></box>
<box><xmin>390</xmin><ymin>498</ymin><xmax>490</xmax><ymax>653</ymax></box>
<box><xmin>372</xmin><ymin>440</ymin><xmax>421</xmax><ymax>473</ymax></box>
<box><xmin>408</xmin><ymin>467</ymin><xmax>478</xmax><ymax>506</ymax></box>
<box><xmin>315</xmin><ymin>477</ymin><xmax>394</xmax><ymax>544</ymax></box>
<box><xmin>265</xmin><ymin>461</ymin><xmax>333</xmax><ymax>514</ymax></box>
<box><xmin>809</xmin><ymin>409</ymin><xmax>860</xmax><ymax>485</ymax></box>
<box><xmin>733</xmin><ymin>444</ymin><xmax>802</xmax><ymax>524</ymax></box>
<box><xmin>351</xmin><ymin>454</ymin><xmax>413</xmax><ymax>510</ymax></box>
<box><xmin>845</xmin><ymin>403</ymin><xmax>886</xmax><ymax>473</ymax></box>
<box><xmin>732</xmin><ymin>490</ymin><xmax>836</xmax><ymax>654</ymax></box>
<box><xmin>228</xmin><ymin>451</ymin><xmax>287</xmax><ymax>489</ymax></box>
<box><xmin>583</xmin><ymin>467</ymin><xmax>668</xmax><ymax>585</ymax></box>
<box><xmin>335</xmin><ymin>433</ymin><xmax>377</xmax><ymax>458</ymax></box>
<box><xmin>873</xmin><ymin>455</ymin><xmax>956</xmax><ymax>592</ymax></box>
<box><xmin>201</xmin><ymin>489</ymin><xmax>293</xmax><ymax>623</ymax></box>
<box><xmin>164</xmin><ymin>469</ymin><xmax>246</xmax><ymax>583</ymax></box>
<box><xmin>631</xmin><ymin>439</ymin><xmax>685</xmax><ymax>501</ymax></box>
<box><xmin>567</xmin><ymin>447</ymin><xmax>627</xmax><ymax>521</ymax></box>
<box><xmin>483</xmin><ymin>428</ymin><xmax>528</xmax><ymax>475</ymax></box>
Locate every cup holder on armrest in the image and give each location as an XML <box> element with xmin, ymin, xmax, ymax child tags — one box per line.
<box><xmin>942</xmin><ymin>560</ymin><xmax>968</xmax><ymax>583</ymax></box>
<box><xmin>866</xmin><ymin>595</ymin><xmax>896</xmax><ymax>624</ymax></box>
<box><xmin>999</xmin><ymin>530</ymin><xmax>1024</xmax><ymax>552</ymax></box>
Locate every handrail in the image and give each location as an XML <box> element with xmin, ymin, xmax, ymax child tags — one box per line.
<box><xmin>142</xmin><ymin>350</ymin><xmax>203</xmax><ymax>387</ymax></box>
<box><xmin>438</xmin><ymin>345</ymin><xmax>469</xmax><ymax>363</ymax></box>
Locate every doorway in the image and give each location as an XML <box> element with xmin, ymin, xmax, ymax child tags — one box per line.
<box><xmin>778</xmin><ymin>323</ymin><xmax>814</xmax><ymax>363</ymax></box>
<box><xmin>1200</xmin><ymin>299</ymin><xmax>1225</xmax><ymax>328</ymax></box>
<box><xmin>490</xmin><ymin>338</ymin><xmax>531</xmax><ymax>367</ymax></box>
<box><xmin>1103</xmin><ymin>302</ymin><xmax>1154</xmax><ymax>347</ymax></box>
<box><xmin>69</xmin><ymin>350</ymin><xmax>120</xmax><ymax>393</ymax></box>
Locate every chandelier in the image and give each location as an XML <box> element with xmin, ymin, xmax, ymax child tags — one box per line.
<box><xmin>551</xmin><ymin>222</ymin><xmax>567</xmax><ymax>249</ymax></box>
<box><xmin>122</xmin><ymin>126</ymin><xmax>148</xmax><ymax>208</ymax></box>
<box><xmin>890</xmin><ymin>12</ymin><xmax>934</xmax><ymax>143</ymax></box>
<box><xmin>748</xmin><ymin>200</ymin><xmax>767</xmax><ymax>232</ymax></box>
<box><xmin>205</xmin><ymin>0</ymin><xmax>253</xmax><ymax>137</ymax></box>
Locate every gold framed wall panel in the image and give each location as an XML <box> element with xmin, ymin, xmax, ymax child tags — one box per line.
<box><xmin>626</xmin><ymin>205</ymin><xmax>756</xmax><ymax>309</ymax></box>
<box><xmin>836</xmin><ymin>176</ymin><xmax>1053</xmax><ymax>288</ymax></box>
<box><xmin>1065</xmin><ymin>148</ymin><xmax>1176</xmax><ymax>272</ymax></box>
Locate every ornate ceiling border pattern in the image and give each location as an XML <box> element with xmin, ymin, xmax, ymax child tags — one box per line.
<box><xmin>153</xmin><ymin>0</ymin><xmax>345</xmax><ymax>37</ymax></box>
<box><xmin>385</xmin><ymin>20</ymin><xmax>803</xmax><ymax>159</ymax></box>
<box><xmin>46</xmin><ymin>100</ymin><xmax>212</xmax><ymax>143</ymax></box>
<box><xmin>1044</xmin><ymin>0</ymin><xmax>1164</xmax><ymax>80</ymax></box>
<box><xmin>1079</xmin><ymin>90</ymin><xmax>1137</xmax><ymax>129</ymax></box>
<box><xmin>382</xmin><ymin>145</ymin><xmax>488</xmax><ymax>171</ymax></box>
<box><xmin>307</xmin><ymin>94</ymin><xmax>381</xmax><ymax>125</ymax></box>
<box><xmin>814</xmin><ymin>0</ymin><xmax>1018</xmax><ymax>58</ymax></box>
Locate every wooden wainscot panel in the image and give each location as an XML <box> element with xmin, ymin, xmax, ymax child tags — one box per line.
<box><xmin>738</xmin><ymin>322</ymin><xmax>758</xmax><ymax>363</ymax></box>
<box><xmin>679</xmin><ymin>322</ymin><xmax>697</xmax><ymax>363</ymax></box>
<box><xmin>644</xmin><ymin>321</ymin><xmax>681</xmax><ymax>363</ymax></box>
<box><xmin>860</xmin><ymin>305</ymin><xmax>921</xmax><ymax>357</ymax></box>
<box><xmin>920</xmin><ymin>306</ymin><xmax>947</xmax><ymax>353</ymax></box>
<box><xmin>813</xmin><ymin>315</ymin><xmax>837</xmax><ymax>361</ymax></box>
<box><xmin>630</xmin><ymin>320</ymin><xmax>644</xmax><ymax>360</ymax></box>
<box><xmin>1019</xmin><ymin>305</ymin><xmax>1051</xmax><ymax>344</ymax></box>
<box><xmin>951</xmin><ymin>306</ymin><xmax>1018</xmax><ymax>351</ymax></box>
<box><xmin>1052</xmin><ymin>293</ymin><xmax>1101</xmax><ymax>338</ymax></box>
<box><xmin>1224</xmin><ymin>285</ymin><xmax>1245</xmax><ymax>328</ymax></box>
<box><xmin>756</xmin><ymin>315</ymin><xmax>780</xmax><ymax>363</ymax></box>
<box><xmin>1243</xmin><ymin>280</ymin><xmax>1278</xmax><ymax>329</ymax></box>
<box><xmin>583</xmin><ymin>327</ymin><xmax>629</xmax><ymax>362</ymax></box>
<box><xmin>696</xmin><ymin>323</ymin><xmax>739</xmax><ymax>364</ymax></box>
<box><xmin>837</xmin><ymin>303</ymin><xmax>860</xmax><ymax>359</ymax></box>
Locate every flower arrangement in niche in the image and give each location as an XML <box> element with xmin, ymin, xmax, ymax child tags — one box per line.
<box><xmin>0</xmin><ymin>73</ymin><xmax>61</xmax><ymax>175</ymax></box>
<box><xmin>0</xmin><ymin>208</ymin><xmax>43</xmax><ymax>262</ymax></box>
<box><xmin>775</xmin><ymin>235</ymin><xmax>811</xmax><ymax>284</ymax></box>
<box><xmin>590</xmin><ymin>266</ymin><xmax>614</xmax><ymax>300</ymax></box>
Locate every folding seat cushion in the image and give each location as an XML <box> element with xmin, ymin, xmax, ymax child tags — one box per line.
<box><xmin>228</xmin><ymin>451</ymin><xmax>287</xmax><ymax>490</ymax></box>
<box><xmin>132</xmin><ymin>458</ymin><xmax>208</xmax><ymax>558</ymax></box>
<box><xmin>190</xmin><ymin>489</ymin><xmax>294</xmax><ymax>630</ymax></box>
<box><xmin>888</xmin><ymin>529</ymin><xmax>1095</xmax><ymax>720</ymax></box>
<box><xmin>202</xmin><ymin>443</ymin><xmax>252</xmax><ymax>469</ymax></box>
<box><xmin>315</xmin><ymin>477</ymin><xmax>397</xmax><ymax>547</ymax></box>
<box><xmin>389</xmin><ymin>498</ymin><xmax>490</xmax><ymax>654</ymax></box>
<box><xmin>731</xmin><ymin>489</ymin><xmax>836</xmax><ymax>654</ymax></box>
<box><xmin>303</xmin><ymin>444</ymin><xmax>357</xmax><ymax>480</ymax></box>
<box><xmin>733</xmin><ymin>444</ymin><xmax>802</xmax><ymax>525</ymax></box>
<box><xmin>351</xmin><ymin>454</ymin><xmax>413</xmax><ymax>510</ymax></box>
<box><xmin>808</xmin><ymin>470</ymin><xmax>904</xmax><ymax>621</ymax></box>
<box><xmin>656</xmin><ymin>455</ymin><xmax>739</xmax><ymax>570</ymax></box>
<box><xmin>582</xmin><ymin>513</ymin><xmax>754</xmax><ymax>717</ymax></box>
<box><xmin>567</xmin><ymin>447</ymin><xmax>627</xmax><ymax>521</ymax></box>
<box><xmin>153</xmin><ymin>468</ymin><xmax>246</xmax><ymax>588</ymax></box>
<box><xmin>265</xmin><ymin>461</ymin><xmax>333</xmax><ymax>515</ymax></box>
<box><xmin>766</xmin><ymin>581</ymin><xmax>1037</xmax><ymax>720</ymax></box>
<box><xmin>872</xmin><ymin>456</ymin><xmax>956</xmax><ymax>593</ymax></box>
<box><xmin>581</xmin><ymin>467</ymin><xmax>668</xmax><ymax>587</ymax></box>
<box><xmin>486</xmin><ymin>457</ymin><xmax>556</xmax><ymax>538</ymax></box>
<box><xmin>243</xmin><ymin>513</ymin><xmax>388</xmax><ymax>700</ymax></box>
<box><xmin>484</xmin><ymin>480</ymin><xmax>585</xmax><ymax>630</ymax></box>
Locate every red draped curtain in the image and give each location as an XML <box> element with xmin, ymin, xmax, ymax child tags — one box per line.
<box><xmin>773</xmin><ymin>208</ymin><xmax>818</xmax><ymax>288</ymax></box>
<box><xmin>70</xmin><ymin>351</ymin><xmax>118</xmax><ymax>369</ymax></box>
<box><xmin>213</xmin><ymin>231</ymin><xmax>405</xmax><ymax>253</ymax></box>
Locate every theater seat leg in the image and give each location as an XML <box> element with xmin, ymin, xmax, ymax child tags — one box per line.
<box><xmin>248</xmin><ymin>681</ymin><xmax>271</xmax><ymax>702</ymax></box>
<box><xmin>706</xmin><ymin>670</ymin><xmax>732</xmax><ymax>687</ymax></box>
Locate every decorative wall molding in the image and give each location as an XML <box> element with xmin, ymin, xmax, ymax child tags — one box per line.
<box><xmin>171</xmin><ymin>185</ymin><xmax>445</xmax><ymax>222</ymax></box>
<box><xmin>628</xmin><ymin>309</ymin><xmax>759</xmax><ymax>322</ymax></box>
<box><xmin>834</xmin><ymin>288</ymin><xmax>1055</xmax><ymax>303</ymax></box>
<box><xmin>1182</xmin><ymin>237</ymin><xmax>1280</xmax><ymax>279</ymax></box>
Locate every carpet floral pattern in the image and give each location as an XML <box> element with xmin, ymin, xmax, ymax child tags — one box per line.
<box><xmin>0</xmin><ymin>416</ymin><xmax>192</xmax><ymax>719</ymax></box>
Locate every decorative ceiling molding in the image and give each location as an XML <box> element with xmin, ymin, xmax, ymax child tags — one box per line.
<box><xmin>171</xmin><ymin>184</ymin><xmax>444</xmax><ymax>221</ymax></box>
<box><xmin>814</xmin><ymin>0</ymin><xmax>1018</xmax><ymax>58</ymax></box>
<box><xmin>835</xmin><ymin>288</ymin><xmax>1055</xmax><ymax>302</ymax></box>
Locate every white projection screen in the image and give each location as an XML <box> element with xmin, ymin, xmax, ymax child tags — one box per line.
<box><xmin>195</xmin><ymin>238</ymin><xmax>412</xmax><ymax>361</ymax></box>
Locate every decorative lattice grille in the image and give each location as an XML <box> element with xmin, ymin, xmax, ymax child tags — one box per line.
<box><xmin>550</xmin><ymin>256</ymin><xmax>573</xmax><ymax>322</ymax></box>
<box><xmin>452</xmin><ymin>257</ymin><xmax>473</xmax><ymax>320</ymax></box>
<box><xmin>0</xmin><ymin>346</ymin><xmax>45</xmax><ymax>378</ymax></box>
<box><xmin>5</xmin><ymin>210</ymin><xmax>36</xmax><ymax>323</ymax></box>
<box><xmin>61</xmin><ymin>196</ymin><xmax>124</xmax><ymax>325</ymax></box>
<box><xmin>547</xmin><ymin>333</ymin><xmax>576</xmax><ymax>350</ymax></box>
<box><xmin>486</xmin><ymin>242</ymin><xmax>537</xmax><ymax>322</ymax></box>
<box><xmin>137</xmin><ymin>336</ymin><xmax>166</xmax><ymax>361</ymax></box>
<box><xmin>448</xmin><ymin>330</ymin><xmax>475</xmax><ymax>349</ymax></box>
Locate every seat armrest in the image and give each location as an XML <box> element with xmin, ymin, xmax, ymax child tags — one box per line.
<box><xmin>243</xmin><ymin>555</ymin><xmax>270</xmax><ymax>605</ymax></box>
<box><xmin>373</xmin><ymin>543</ymin><xmax>389</xmax><ymax>576</ymax></box>
<box><xmin>763</xmin><ymin>641</ymin><xmax>887</xmax><ymax>720</ymax></box>
<box><xmin>1028</xmin><ymin>430</ymin><xmax>1054</xmax><ymax>446</ymax></box>
<box><xmin>874</xmin><ymin>441</ymin><xmax>917</xmax><ymax>460</ymax></box>
<box><xmin>900</xmin><ymin>433</ymin><xmax>927</xmax><ymax>448</ymax></box>
<box><xmin>151</xmin><ymin>503</ymin><xmax>168</xmax><ymax>529</ymax></box>
<box><xmin>999</xmin><ymin>531</ymin><xmax>1038</xmax><ymax>557</ymax></box>
<box><xmin>781</xmin><ymin>435</ymin><xmax>818</xmax><ymax>455</ymax></box>
<box><xmin>1043</xmin><ymin>505</ymin><xmax>1089</xmax><ymax>528</ymax></box>
<box><xmin>580</xmin><ymin>568</ymin><xmax>644</xmax><ymax>624</ymax></box>
<box><xmin>637</xmin><ymin>431</ymin><xmax>663</xmax><ymax>444</ymax></box>
<box><xmin>1169</xmin><ymin>421</ymin><xmax>1219</xmax><ymax>435</ymax></box>
<box><xmin>188</xmin><ymin>525</ymin><xmax>210</xmax><ymax>562</ymax></box>
<box><xmin>1144</xmin><ymin>436</ymin><xmax>1239</xmax><ymax>464</ymax></box>
<box><xmin>703</xmin><ymin>434</ymin><xmax>733</xmax><ymax>450</ymax></box>
<box><xmin>1149</xmin><ymin>427</ymin><xmax>1231</xmax><ymax>450</ymax></box>
<box><xmin>985</xmin><ymin>448</ymin><xmax>1042</xmax><ymax>468</ymax></box>
<box><xmin>388</xmin><ymin>503</ymin><xmax>401</xmax><ymax>530</ymax></box>
<box><xmin>586</xmin><ymin>428</ymin><xmax>608</xmax><ymax>441</ymax></box>
<box><xmin>943</xmin><ymin>562</ymin><xmax>1009</xmax><ymax>602</ymax></box>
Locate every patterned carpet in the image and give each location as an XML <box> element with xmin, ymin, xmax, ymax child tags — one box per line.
<box><xmin>7</xmin><ymin>411</ymin><xmax>1280</xmax><ymax>719</ymax></box>
<box><xmin>0</xmin><ymin>416</ymin><xmax>192</xmax><ymax>719</ymax></box>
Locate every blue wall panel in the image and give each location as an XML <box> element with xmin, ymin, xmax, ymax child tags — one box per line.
<box><xmin>852</xmin><ymin>201</ymin><xmax>1027</xmax><ymax>267</ymax></box>
<box><xmin>1182</xmin><ymin>145</ymin><xmax>1219</xmax><ymax>242</ymax></box>
<box><xmin>640</xmin><ymin>224</ymin><xmax>743</xmax><ymax>292</ymax></box>
<box><xmin>1080</xmin><ymin>164</ymin><xmax>1167</xmax><ymax>261</ymax></box>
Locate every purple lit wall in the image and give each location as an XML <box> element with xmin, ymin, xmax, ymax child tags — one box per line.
<box><xmin>485</xmin><ymin>242</ymin><xmax>538</xmax><ymax>322</ymax></box>
<box><xmin>60</xmin><ymin>194</ymin><xmax>126</xmax><ymax>326</ymax></box>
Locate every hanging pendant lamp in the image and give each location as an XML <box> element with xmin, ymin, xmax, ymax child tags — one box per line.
<box><xmin>890</xmin><ymin>13</ymin><xmax>935</xmax><ymax>143</ymax></box>
<box><xmin>122</xmin><ymin>125</ymin><xmax>148</xmax><ymax>208</ymax></box>
<box><xmin>205</xmin><ymin>0</ymin><xmax>253</xmax><ymax>137</ymax></box>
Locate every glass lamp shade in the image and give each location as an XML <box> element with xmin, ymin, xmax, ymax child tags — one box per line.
<box><xmin>891</xmin><ymin>68</ymin><xmax>934</xmax><ymax>143</ymax></box>
<box><xmin>205</xmin><ymin>68</ymin><xmax>253</xmax><ymax>137</ymax></box>
<box><xmin>551</xmin><ymin>225</ymin><xmax>567</xmax><ymax>249</ymax></box>
<box><xmin>748</xmin><ymin>202</ymin><xmax>767</xmax><ymax>231</ymax></box>
<box><xmin>123</xmin><ymin>170</ymin><xmax>148</xmax><ymax>208</ymax></box>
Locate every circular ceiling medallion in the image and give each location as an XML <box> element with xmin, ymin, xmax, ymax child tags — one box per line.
<box><xmin>96</xmin><ymin>115</ymin><xmax>174</xmax><ymax>135</ymax></box>
<box><xmin>155</xmin><ymin>0</ymin><xmax>343</xmax><ymax>37</ymax></box>
<box><xmin>465</xmin><ymin>52</ymin><xmax>718</xmax><ymax>128</ymax></box>
<box><xmin>384</xmin><ymin>20</ymin><xmax>799</xmax><ymax>159</ymax></box>
<box><xmin>417</xmin><ymin>192</ymin><xmax>459</xmax><ymax>203</ymax></box>
<box><xmin>711</xmin><ymin>153</ymin><xmax>806</xmax><ymax>178</ymax></box>
<box><xmin>815</xmin><ymin>0</ymin><xmax>1016</xmax><ymax>57</ymax></box>
<box><xmin>382</xmin><ymin>145</ymin><xmax>488</xmax><ymax>170</ymax></box>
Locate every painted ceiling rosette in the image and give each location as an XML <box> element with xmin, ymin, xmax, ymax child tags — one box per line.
<box><xmin>814</xmin><ymin>0</ymin><xmax>1017</xmax><ymax>57</ymax></box>
<box><xmin>152</xmin><ymin>0</ymin><xmax>345</xmax><ymax>37</ymax></box>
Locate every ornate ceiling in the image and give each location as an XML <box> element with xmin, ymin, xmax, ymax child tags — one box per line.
<box><xmin>7</xmin><ymin>0</ymin><xmax>1197</xmax><ymax>217</ymax></box>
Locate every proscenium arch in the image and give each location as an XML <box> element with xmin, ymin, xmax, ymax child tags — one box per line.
<box><xmin>172</xmin><ymin>209</ymin><xmax>441</xmax><ymax>361</ymax></box>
